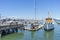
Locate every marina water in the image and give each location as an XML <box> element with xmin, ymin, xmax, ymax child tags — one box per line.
<box><xmin>0</xmin><ymin>24</ymin><xmax>60</xmax><ymax>40</ymax></box>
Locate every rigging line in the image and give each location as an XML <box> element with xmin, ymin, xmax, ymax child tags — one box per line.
<box><xmin>0</xmin><ymin>13</ymin><xmax>1</xmax><ymax>19</ymax></box>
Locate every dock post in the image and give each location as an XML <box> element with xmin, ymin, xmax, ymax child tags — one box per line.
<box><xmin>0</xmin><ymin>31</ymin><xmax>2</xmax><ymax>37</ymax></box>
<box><xmin>7</xmin><ymin>29</ymin><xmax>10</xmax><ymax>34</ymax></box>
<box><xmin>15</xmin><ymin>27</ymin><xmax>18</xmax><ymax>32</ymax></box>
<box><xmin>1</xmin><ymin>30</ymin><xmax>7</xmax><ymax>36</ymax></box>
<box><xmin>12</xmin><ymin>28</ymin><xmax>15</xmax><ymax>33</ymax></box>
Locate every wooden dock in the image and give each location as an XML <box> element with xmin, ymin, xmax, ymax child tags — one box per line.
<box><xmin>0</xmin><ymin>21</ymin><xmax>24</xmax><ymax>37</ymax></box>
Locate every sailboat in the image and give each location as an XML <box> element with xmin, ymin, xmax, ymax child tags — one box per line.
<box><xmin>29</xmin><ymin>0</ymin><xmax>45</xmax><ymax>31</ymax></box>
<box><xmin>24</xmin><ymin>0</ymin><xmax>43</xmax><ymax>31</ymax></box>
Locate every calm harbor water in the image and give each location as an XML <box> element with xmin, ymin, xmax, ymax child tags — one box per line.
<box><xmin>0</xmin><ymin>24</ymin><xmax>60</xmax><ymax>40</ymax></box>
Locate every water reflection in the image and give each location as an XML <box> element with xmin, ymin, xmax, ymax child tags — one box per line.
<box><xmin>1</xmin><ymin>31</ymin><xmax>24</xmax><ymax>40</ymax></box>
<box><xmin>56</xmin><ymin>24</ymin><xmax>60</xmax><ymax>26</ymax></box>
<box><xmin>30</xmin><ymin>31</ymin><xmax>36</xmax><ymax>40</ymax></box>
<box><xmin>44</xmin><ymin>30</ymin><xmax>54</xmax><ymax>40</ymax></box>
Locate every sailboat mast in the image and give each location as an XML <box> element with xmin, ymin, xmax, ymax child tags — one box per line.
<box><xmin>34</xmin><ymin>0</ymin><xmax>36</xmax><ymax>20</ymax></box>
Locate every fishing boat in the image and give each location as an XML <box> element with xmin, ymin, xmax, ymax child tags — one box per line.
<box><xmin>44</xmin><ymin>12</ymin><xmax>54</xmax><ymax>31</ymax></box>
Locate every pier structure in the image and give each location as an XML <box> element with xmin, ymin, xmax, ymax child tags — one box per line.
<box><xmin>0</xmin><ymin>21</ymin><xmax>24</xmax><ymax>37</ymax></box>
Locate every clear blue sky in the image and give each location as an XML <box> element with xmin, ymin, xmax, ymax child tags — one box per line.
<box><xmin>0</xmin><ymin>0</ymin><xmax>60</xmax><ymax>19</ymax></box>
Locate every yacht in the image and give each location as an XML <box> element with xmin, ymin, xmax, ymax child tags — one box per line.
<box><xmin>54</xmin><ymin>19</ymin><xmax>60</xmax><ymax>24</ymax></box>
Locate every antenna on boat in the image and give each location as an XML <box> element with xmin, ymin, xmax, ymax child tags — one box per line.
<box><xmin>48</xmin><ymin>11</ymin><xmax>51</xmax><ymax>18</ymax></box>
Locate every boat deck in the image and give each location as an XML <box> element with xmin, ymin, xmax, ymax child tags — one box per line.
<box><xmin>24</xmin><ymin>24</ymin><xmax>44</xmax><ymax>31</ymax></box>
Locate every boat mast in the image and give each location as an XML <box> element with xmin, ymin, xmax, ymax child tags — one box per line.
<box><xmin>34</xmin><ymin>0</ymin><xmax>36</xmax><ymax>20</ymax></box>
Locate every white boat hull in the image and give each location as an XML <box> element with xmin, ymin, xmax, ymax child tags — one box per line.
<box><xmin>44</xmin><ymin>23</ymin><xmax>54</xmax><ymax>31</ymax></box>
